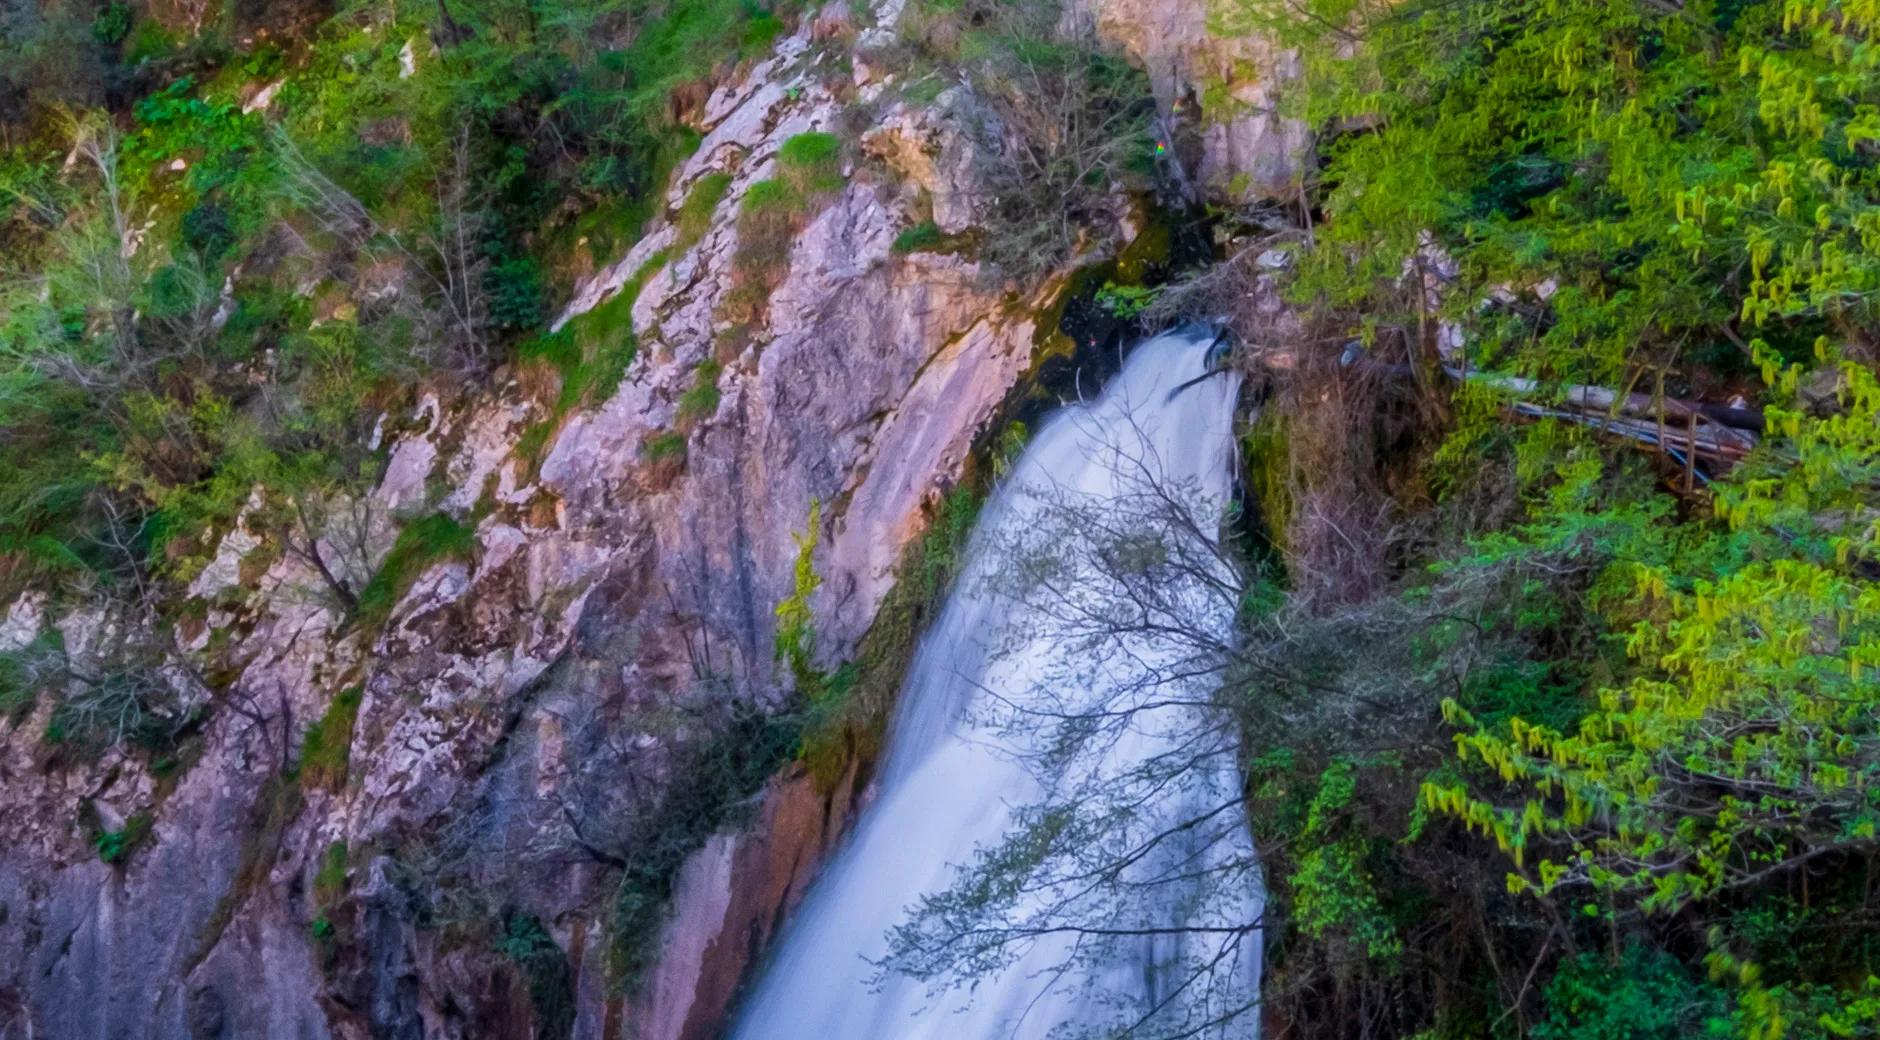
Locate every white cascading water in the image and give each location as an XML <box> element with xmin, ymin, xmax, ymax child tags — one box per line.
<box><xmin>730</xmin><ymin>329</ymin><xmax>1263</xmax><ymax>1040</ymax></box>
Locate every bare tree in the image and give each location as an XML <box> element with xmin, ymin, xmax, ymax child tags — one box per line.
<box><xmin>271</xmin><ymin>485</ymin><xmax>385</xmax><ymax>616</ymax></box>
<box><xmin>851</xmin><ymin>354</ymin><xmax>1550</xmax><ymax>1038</ymax></box>
<box><xmin>902</xmin><ymin>0</ymin><xmax>1158</xmax><ymax>282</ymax></box>
<box><xmin>18</xmin><ymin>498</ymin><xmax>281</xmax><ymax>755</ymax></box>
<box><xmin>850</xmin><ymin>396</ymin><xmax>1267</xmax><ymax>1040</ymax></box>
<box><xmin>274</xmin><ymin>125</ymin><xmax>493</xmax><ymax>371</ymax></box>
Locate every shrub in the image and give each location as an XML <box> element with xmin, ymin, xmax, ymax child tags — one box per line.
<box><xmin>776</xmin><ymin>130</ymin><xmax>842</xmax><ymax>192</ymax></box>
<box><xmin>1093</xmin><ymin>281</ymin><xmax>1157</xmax><ymax>319</ymax></box>
<box><xmin>778</xmin><ymin>131</ymin><xmax>839</xmax><ymax>166</ymax></box>
<box><xmin>180</xmin><ymin>201</ymin><xmax>234</xmax><ymax>260</ymax></box>
<box><xmin>313</xmin><ymin>840</ymin><xmax>348</xmax><ymax>902</ymax></box>
<box><xmin>1533</xmin><ymin>944</ymin><xmax>1731</xmax><ymax>1040</ymax></box>
<box><xmin>484</xmin><ymin>251</ymin><xmax>546</xmax><ymax>333</ymax></box>
<box><xmin>773</xmin><ymin>499</ymin><xmax>823</xmax><ymax>688</ymax></box>
<box><xmin>307</xmin><ymin>840</ymin><xmax>350</xmax><ymax>948</ymax></box>
<box><xmin>739</xmin><ymin>177</ymin><xmax>796</xmax><ymax>215</ymax></box>
<box><xmin>1280</xmin><ymin>759</ymin><xmax>1401</xmax><ymax>961</ymax></box>
<box><xmin>500</xmin><ymin>913</ymin><xmax>575</xmax><ymax>1040</ymax></box>
<box><xmin>95</xmin><ymin>812</ymin><xmax>154</xmax><ymax>866</ymax></box>
<box><xmin>537</xmin><ymin>249</ymin><xmax>667</xmax><ymax>419</ymax></box>
<box><xmin>723</xmin><ymin>137</ymin><xmax>846</xmax><ymax>328</ymax></box>
<box><xmin>92</xmin><ymin>3</ymin><xmax>133</xmax><ymax>46</ymax></box>
<box><xmin>891</xmin><ymin>220</ymin><xmax>944</xmax><ymax>254</ymax></box>
<box><xmin>900</xmin><ymin>0</ymin><xmax>1153</xmax><ymax>280</ymax></box>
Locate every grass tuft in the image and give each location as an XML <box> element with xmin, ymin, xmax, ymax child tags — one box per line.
<box><xmin>354</xmin><ymin>514</ymin><xmax>477</xmax><ymax>629</ymax></box>
<box><xmin>677</xmin><ymin>360</ymin><xmax>725</xmax><ymax>425</ymax></box>
<box><xmin>892</xmin><ymin>220</ymin><xmax>945</xmax><ymax>254</ymax></box>
<box><xmin>298</xmin><ymin>686</ymin><xmax>364</xmax><ymax>791</ymax></box>
<box><xmin>674</xmin><ymin>172</ymin><xmax>734</xmax><ymax>254</ymax></box>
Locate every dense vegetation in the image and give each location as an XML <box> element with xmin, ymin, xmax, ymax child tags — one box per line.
<box><xmin>13</xmin><ymin>0</ymin><xmax>1880</xmax><ymax>1035</ymax></box>
<box><xmin>0</xmin><ymin>0</ymin><xmax>794</xmax><ymax>565</ymax></box>
<box><xmin>1222</xmin><ymin>0</ymin><xmax>1880</xmax><ymax>1036</ymax></box>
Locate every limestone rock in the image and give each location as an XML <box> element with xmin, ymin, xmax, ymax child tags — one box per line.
<box><xmin>1075</xmin><ymin>0</ymin><xmax>1311</xmax><ymax>202</ymax></box>
<box><xmin>0</xmin><ymin>4</ymin><xmax>1142</xmax><ymax>1038</ymax></box>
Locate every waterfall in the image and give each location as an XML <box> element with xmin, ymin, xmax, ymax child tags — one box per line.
<box><xmin>730</xmin><ymin>329</ymin><xmax>1264</xmax><ymax>1040</ymax></box>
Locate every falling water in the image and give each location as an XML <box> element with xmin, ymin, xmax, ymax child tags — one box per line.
<box><xmin>730</xmin><ymin>329</ymin><xmax>1263</xmax><ymax>1039</ymax></box>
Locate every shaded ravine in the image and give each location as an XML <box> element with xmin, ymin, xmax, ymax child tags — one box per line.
<box><xmin>730</xmin><ymin>329</ymin><xmax>1263</xmax><ymax>1039</ymax></box>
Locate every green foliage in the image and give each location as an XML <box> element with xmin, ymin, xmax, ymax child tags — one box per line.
<box><xmin>917</xmin><ymin>485</ymin><xmax>982</xmax><ymax>600</ymax></box>
<box><xmin>0</xmin><ymin>3</ymin><xmax>110</xmax><ymax>118</ymax></box>
<box><xmin>313</xmin><ymin>840</ymin><xmax>348</xmax><ymax>903</ymax></box>
<box><xmin>0</xmin><ymin>0</ymin><xmax>805</xmax><ymax>588</ymax></box>
<box><xmin>720</xmin><ymin>132</ymin><xmax>846</xmax><ymax>328</ymax></box>
<box><xmin>1251</xmin><ymin>0</ymin><xmax>1880</xmax><ymax>390</ymax></box>
<box><xmin>91</xmin><ymin>4</ymin><xmax>132</xmax><ymax>47</ymax></box>
<box><xmin>354</xmin><ymin>514</ymin><xmax>476</xmax><ymax>628</ymax></box>
<box><xmin>641</xmin><ymin>430</ymin><xmax>688</xmax><ymax>462</ymax></box>
<box><xmin>1093</xmin><ymin>281</ymin><xmax>1158</xmax><ymax>320</ymax></box>
<box><xmin>676</xmin><ymin>359</ymin><xmax>723</xmax><ymax>425</ymax></box>
<box><xmin>500</xmin><ymin>913</ymin><xmax>575</xmax><ymax>1040</ymax></box>
<box><xmin>529</xmin><ymin>249</ymin><xmax>666</xmax><ymax>434</ymax></box>
<box><xmin>1246</xmin><ymin>4</ymin><xmax>1880</xmax><ymax>1031</ymax></box>
<box><xmin>1286</xmin><ymin>760</ymin><xmax>1402</xmax><ymax>961</ymax></box>
<box><xmin>991</xmin><ymin>421</ymin><xmax>1029</xmax><ymax>476</ymax></box>
<box><xmin>550</xmin><ymin>0</ymin><xmax>794</xmax><ymax>194</ymax></box>
<box><xmin>1425</xmin><ymin>368</ymin><xmax>1880</xmax><ymax>913</ymax></box>
<box><xmin>673</xmin><ymin>172</ymin><xmax>734</xmax><ymax>254</ymax></box>
<box><xmin>773</xmin><ymin>498</ymin><xmax>823</xmax><ymax>689</ymax></box>
<box><xmin>796</xmin><ymin>483</ymin><xmax>983</xmax><ymax>787</ymax></box>
<box><xmin>485</xmin><ymin>250</ymin><xmax>546</xmax><ymax>333</ymax></box>
<box><xmin>739</xmin><ymin>177</ymin><xmax>795</xmax><ymax>215</ymax></box>
<box><xmin>892</xmin><ymin>220</ymin><xmax>945</xmax><ymax>255</ymax></box>
<box><xmin>777</xmin><ymin>131</ymin><xmax>840</xmax><ymax>167</ymax></box>
<box><xmin>308</xmin><ymin>840</ymin><xmax>349</xmax><ymax>947</ymax></box>
<box><xmin>1534</xmin><ymin>944</ymin><xmax>1732</xmax><ymax>1040</ymax></box>
<box><xmin>755</xmin><ymin>129</ymin><xmax>846</xmax><ymax>206</ymax></box>
<box><xmin>298</xmin><ymin>686</ymin><xmax>364</xmax><ymax>791</ymax></box>
<box><xmin>94</xmin><ymin>812</ymin><xmax>154</xmax><ymax>866</ymax></box>
<box><xmin>776</xmin><ymin>130</ymin><xmax>843</xmax><ymax>191</ymax></box>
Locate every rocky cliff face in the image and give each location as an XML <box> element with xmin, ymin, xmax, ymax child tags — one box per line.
<box><xmin>0</xmin><ymin>3</ymin><xmax>1301</xmax><ymax>1038</ymax></box>
<box><xmin>1075</xmin><ymin>0</ymin><xmax>1308</xmax><ymax>202</ymax></box>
